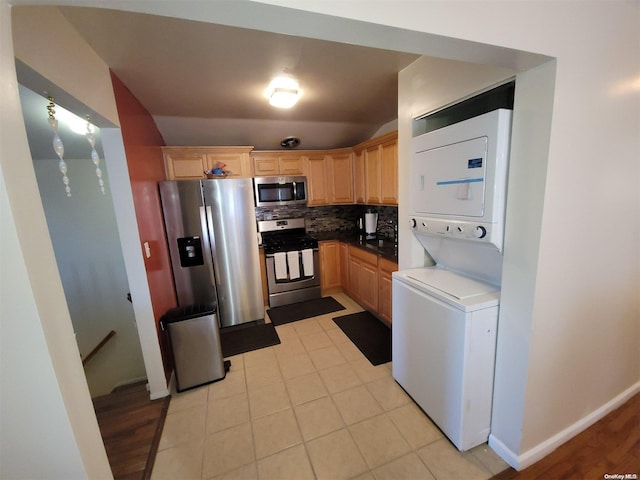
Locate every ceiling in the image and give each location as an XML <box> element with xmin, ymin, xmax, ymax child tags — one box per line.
<box><xmin>40</xmin><ymin>6</ymin><xmax>420</xmax><ymax>151</ymax></box>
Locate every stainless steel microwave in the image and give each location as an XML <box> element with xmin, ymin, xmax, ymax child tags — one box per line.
<box><xmin>254</xmin><ymin>176</ymin><xmax>308</xmax><ymax>207</ymax></box>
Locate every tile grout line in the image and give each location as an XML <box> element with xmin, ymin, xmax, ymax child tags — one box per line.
<box><xmin>160</xmin><ymin>293</ymin><xmax>499</xmax><ymax>480</ymax></box>
<box><xmin>241</xmin><ymin>346</ymin><xmax>260</xmax><ymax>479</ymax></box>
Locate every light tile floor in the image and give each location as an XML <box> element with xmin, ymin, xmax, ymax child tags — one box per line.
<box><xmin>151</xmin><ymin>293</ymin><xmax>508</xmax><ymax>480</ymax></box>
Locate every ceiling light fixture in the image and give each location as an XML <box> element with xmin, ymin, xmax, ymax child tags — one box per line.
<box><xmin>264</xmin><ymin>75</ymin><xmax>301</xmax><ymax>109</ymax></box>
<box><xmin>280</xmin><ymin>136</ymin><xmax>301</xmax><ymax>148</ymax></box>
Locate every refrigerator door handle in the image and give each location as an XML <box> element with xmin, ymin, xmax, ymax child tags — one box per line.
<box><xmin>199</xmin><ymin>205</ymin><xmax>217</xmax><ymax>288</ymax></box>
<box><xmin>205</xmin><ymin>205</ymin><xmax>220</xmax><ymax>285</ymax></box>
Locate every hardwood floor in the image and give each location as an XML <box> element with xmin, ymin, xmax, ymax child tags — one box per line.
<box><xmin>93</xmin><ymin>382</ymin><xmax>170</xmax><ymax>480</ymax></box>
<box><xmin>492</xmin><ymin>393</ymin><xmax>639</xmax><ymax>480</ymax></box>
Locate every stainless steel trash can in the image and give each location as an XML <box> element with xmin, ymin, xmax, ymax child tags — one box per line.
<box><xmin>161</xmin><ymin>303</ymin><xmax>230</xmax><ymax>392</ymax></box>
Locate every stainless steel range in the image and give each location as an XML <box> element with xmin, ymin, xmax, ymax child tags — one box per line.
<box><xmin>258</xmin><ymin>218</ymin><xmax>320</xmax><ymax>307</ymax></box>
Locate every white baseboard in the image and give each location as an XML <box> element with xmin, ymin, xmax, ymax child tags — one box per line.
<box><xmin>489</xmin><ymin>381</ymin><xmax>640</xmax><ymax>471</ymax></box>
<box><xmin>113</xmin><ymin>375</ymin><xmax>148</xmax><ymax>390</ymax></box>
<box><xmin>149</xmin><ymin>388</ymin><xmax>171</xmax><ymax>400</ymax></box>
<box><xmin>149</xmin><ymin>372</ymin><xmax>174</xmax><ymax>400</ymax></box>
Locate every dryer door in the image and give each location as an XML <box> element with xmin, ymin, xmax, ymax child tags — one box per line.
<box><xmin>412</xmin><ymin>136</ymin><xmax>488</xmax><ymax>217</ymax></box>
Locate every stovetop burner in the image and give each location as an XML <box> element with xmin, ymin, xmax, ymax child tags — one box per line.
<box><xmin>261</xmin><ymin>234</ymin><xmax>318</xmax><ymax>254</ymax></box>
<box><xmin>258</xmin><ymin>218</ymin><xmax>318</xmax><ymax>254</ymax></box>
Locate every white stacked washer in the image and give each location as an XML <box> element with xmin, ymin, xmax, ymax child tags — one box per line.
<box><xmin>392</xmin><ymin>109</ymin><xmax>512</xmax><ymax>451</ymax></box>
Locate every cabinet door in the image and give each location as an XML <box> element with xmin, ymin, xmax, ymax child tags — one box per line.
<box><xmin>253</xmin><ymin>153</ymin><xmax>280</xmax><ymax>176</ymax></box>
<box><xmin>365</xmin><ymin>145</ymin><xmax>381</xmax><ymax>204</ymax></box>
<box><xmin>259</xmin><ymin>248</ymin><xmax>269</xmax><ymax>306</ymax></box>
<box><xmin>164</xmin><ymin>149</ymin><xmax>207</xmax><ymax>179</ymax></box>
<box><xmin>307</xmin><ymin>155</ymin><xmax>330</xmax><ymax>205</ymax></box>
<box><xmin>354</xmin><ymin>150</ymin><xmax>366</xmax><ymax>204</ymax></box>
<box><xmin>207</xmin><ymin>152</ymin><xmax>253</xmax><ymax>178</ymax></box>
<box><xmin>380</xmin><ymin>139</ymin><xmax>398</xmax><ymax>205</ymax></box>
<box><xmin>329</xmin><ymin>152</ymin><xmax>354</xmax><ymax>204</ymax></box>
<box><xmin>378</xmin><ymin>270</ymin><xmax>393</xmax><ymax>323</ymax></box>
<box><xmin>359</xmin><ymin>260</ymin><xmax>379</xmax><ymax>312</ymax></box>
<box><xmin>279</xmin><ymin>156</ymin><xmax>304</xmax><ymax>175</ymax></box>
<box><xmin>339</xmin><ymin>243</ymin><xmax>350</xmax><ymax>290</ymax></box>
<box><xmin>320</xmin><ymin>241</ymin><xmax>341</xmax><ymax>292</ymax></box>
<box><xmin>348</xmin><ymin>256</ymin><xmax>361</xmax><ymax>299</ymax></box>
<box><xmin>348</xmin><ymin>247</ymin><xmax>378</xmax><ymax>310</ymax></box>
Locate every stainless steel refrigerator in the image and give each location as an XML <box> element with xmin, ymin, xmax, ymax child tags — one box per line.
<box><xmin>159</xmin><ymin>178</ymin><xmax>264</xmax><ymax>328</ymax></box>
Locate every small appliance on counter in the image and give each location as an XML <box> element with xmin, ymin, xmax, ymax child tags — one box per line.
<box><xmin>365</xmin><ymin>211</ymin><xmax>378</xmax><ymax>239</ymax></box>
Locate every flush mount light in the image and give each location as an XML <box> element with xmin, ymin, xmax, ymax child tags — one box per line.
<box><xmin>264</xmin><ymin>75</ymin><xmax>301</xmax><ymax>109</ymax></box>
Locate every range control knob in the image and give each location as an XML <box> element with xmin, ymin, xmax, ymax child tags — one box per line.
<box><xmin>410</xmin><ymin>218</ymin><xmax>417</xmax><ymax>228</ymax></box>
<box><xmin>457</xmin><ymin>226</ymin><xmax>464</xmax><ymax>233</ymax></box>
<box><xmin>474</xmin><ymin>226</ymin><xmax>487</xmax><ymax>238</ymax></box>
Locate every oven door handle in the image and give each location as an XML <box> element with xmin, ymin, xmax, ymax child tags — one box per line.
<box><xmin>265</xmin><ymin>248</ymin><xmax>318</xmax><ymax>258</ymax></box>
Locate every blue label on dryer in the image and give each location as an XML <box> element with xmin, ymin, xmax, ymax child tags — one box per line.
<box><xmin>436</xmin><ymin>178</ymin><xmax>484</xmax><ymax>186</ymax></box>
<box><xmin>468</xmin><ymin>157</ymin><xmax>483</xmax><ymax>168</ymax></box>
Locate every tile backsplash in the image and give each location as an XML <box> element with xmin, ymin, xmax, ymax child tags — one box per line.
<box><xmin>255</xmin><ymin>204</ymin><xmax>398</xmax><ymax>238</ymax></box>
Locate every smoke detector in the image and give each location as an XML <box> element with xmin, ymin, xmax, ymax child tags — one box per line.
<box><xmin>280</xmin><ymin>136</ymin><xmax>301</xmax><ymax>148</ymax></box>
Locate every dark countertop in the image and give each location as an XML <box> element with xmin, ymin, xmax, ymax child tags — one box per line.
<box><xmin>312</xmin><ymin>230</ymin><xmax>398</xmax><ymax>263</ymax></box>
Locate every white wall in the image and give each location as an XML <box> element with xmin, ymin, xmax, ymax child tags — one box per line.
<box><xmin>32</xmin><ymin>151</ymin><xmax>146</xmax><ymax>397</ymax></box>
<box><xmin>0</xmin><ymin>3</ymin><xmax>111</xmax><ymax>477</ymax></box>
<box><xmin>0</xmin><ymin>159</ymin><xmax>93</xmax><ymax>480</ymax></box>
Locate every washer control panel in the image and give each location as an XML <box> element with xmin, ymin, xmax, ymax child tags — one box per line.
<box><xmin>410</xmin><ymin>216</ymin><xmax>503</xmax><ymax>250</ymax></box>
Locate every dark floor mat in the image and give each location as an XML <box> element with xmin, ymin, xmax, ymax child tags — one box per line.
<box><xmin>333</xmin><ymin>311</ymin><xmax>391</xmax><ymax>366</ymax></box>
<box><xmin>267</xmin><ymin>296</ymin><xmax>345</xmax><ymax>326</ymax></box>
<box><xmin>220</xmin><ymin>322</ymin><xmax>280</xmax><ymax>357</ymax></box>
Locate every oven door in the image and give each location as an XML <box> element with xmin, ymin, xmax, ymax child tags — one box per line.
<box><xmin>265</xmin><ymin>249</ymin><xmax>321</xmax><ymax>306</ymax></box>
<box><xmin>254</xmin><ymin>176</ymin><xmax>307</xmax><ymax>207</ymax></box>
<box><xmin>265</xmin><ymin>250</ymin><xmax>320</xmax><ymax>292</ymax></box>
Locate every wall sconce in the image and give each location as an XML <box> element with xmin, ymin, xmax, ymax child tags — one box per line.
<box><xmin>264</xmin><ymin>75</ymin><xmax>301</xmax><ymax>109</ymax></box>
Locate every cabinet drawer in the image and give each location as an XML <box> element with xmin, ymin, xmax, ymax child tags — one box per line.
<box><xmin>349</xmin><ymin>246</ymin><xmax>378</xmax><ymax>266</ymax></box>
<box><xmin>378</xmin><ymin>257</ymin><xmax>398</xmax><ymax>274</ymax></box>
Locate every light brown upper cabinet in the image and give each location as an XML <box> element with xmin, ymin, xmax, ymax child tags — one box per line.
<box><xmin>162</xmin><ymin>146</ymin><xmax>254</xmax><ymax>179</ymax></box>
<box><xmin>162</xmin><ymin>148</ymin><xmax>207</xmax><ymax>179</ymax></box>
<box><xmin>353</xmin><ymin>149</ymin><xmax>366</xmax><ymax>203</ymax></box>
<box><xmin>305</xmin><ymin>153</ymin><xmax>330</xmax><ymax>206</ymax></box>
<box><xmin>252</xmin><ymin>151</ymin><xmax>305</xmax><ymax>177</ymax></box>
<box><xmin>305</xmin><ymin>149</ymin><xmax>354</xmax><ymax>206</ymax></box>
<box><xmin>163</xmin><ymin>130</ymin><xmax>396</xmax><ymax>205</ymax></box>
<box><xmin>327</xmin><ymin>149</ymin><xmax>354</xmax><ymax>204</ymax></box>
<box><xmin>353</xmin><ymin>131</ymin><xmax>398</xmax><ymax>205</ymax></box>
<box><xmin>365</xmin><ymin>143</ymin><xmax>382</xmax><ymax>204</ymax></box>
<box><xmin>380</xmin><ymin>138</ymin><xmax>398</xmax><ymax>205</ymax></box>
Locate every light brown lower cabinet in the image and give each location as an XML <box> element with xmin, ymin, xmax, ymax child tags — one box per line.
<box><xmin>259</xmin><ymin>248</ymin><xmax>269</xmax><ymax>306</ymax></box>
<box><xmin>319</xmin><ymin>241</ymin><xmax>341</xmax><ymax>294</ymax></box>
<box><xmin>339</xmin><ymin>242</ymin><xmax>350</xmax><ymax>292</ymax></box>
<box><xmin>377</xmin><ymin>257</ymin><xmax>398</xmax><ymax>324</ymax></box>
<box><xmin>347</xmin><ymin>245</ymin><xmax>379</xmax><ymax>313</ymax></box>
<box><xmin>320</xmin><ymin>241</ymin><xmax>397</xmax><ymax>322</ymax></box>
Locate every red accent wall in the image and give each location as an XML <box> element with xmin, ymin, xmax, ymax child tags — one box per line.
<box><xmin>110</xmin><ymin>71</ymin><xmax>175</xmax><ymax>380</ymax></box>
